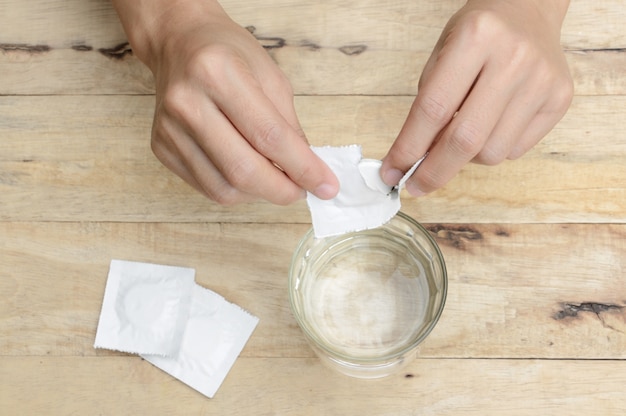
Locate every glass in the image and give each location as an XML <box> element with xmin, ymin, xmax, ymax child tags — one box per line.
<box><xmin>289</xmin><ymin>212</ymin><xmax>447</xmax><ymax>378</ymax></box>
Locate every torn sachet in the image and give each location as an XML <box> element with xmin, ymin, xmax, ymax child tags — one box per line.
<box><xmin>306</xmin><ymin>145</ymin><xmax>424</xmax><ymax>238</ymax></box>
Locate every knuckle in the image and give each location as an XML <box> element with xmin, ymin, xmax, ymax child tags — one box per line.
<box><xmin>150</xmin><ymin>122</ymin><xmax>177</xmax><ymax>164</ymax></box>
<box><xmin>508</xmin><ymin>39</ymin><xmax>535</xmax><ymax>70</ymax></box>
<box><xmin>187</xmin><ymin>45</ymin><xmax>243</xmax><ymax>91</ymax></box>
<box><xmin>387</xmin><ymin>140</ymin><xmax>426</xmax><ymax>169</ymax></box>
<box><xmin>553</xmin><ymin>76</ymin><xmax>575</xmax><ymax>112</ymax></box>
<box><xmin>150</xmin><ymin>134</ymin><xmax>166</xmax><ymax>161</ymax></box>
<box><xmin>199</xmin><ymin>174</ymin><xmax>247</xmax><ymax>206</ymax></box>
<box><xmin>222</xmin><ymin>157</ymin><xmax>258</xmax><ymax>191</ymax></box>
<box><xmin>418</xmin><ymin>166</ymin><xmax>447</xmax><ymax>192</ymax></box>
<box><xmin>447</xmin><ymin>120</ymin><xmax>484</xmax><ymax>157</ymax></box>
<box><xmin>209</xmin><ymin>186</ymin><xmax>242</xmax><ymax>206</ymax></box>
<box><xmin>476</xmin><ymin>144</ymin><xmax>507</xmax><ymax>166</ymax></box>
<box><xmin>461</xmin><ymin>10</ymin><xmax>535</xmax><ymax>70</ymax></box>
<box><xmin>507</xmin><ymin>147</ymin><xmax>526</xmax><ymax>161</ymax></box>
<box><xmin>459</xmin><ymin>9</ymin><xmax>504</xmax><ymax>43</ymax></box>
<box><xmin>161</xmin><ymin>83</ymin><xmax>190</xmax><ymax>120</ymax></box>
<box><xmin>272</xmin><ymin>189</ymin><xmax>302</xmax><ymax>206</ymax></box>
<box><xmin>538</xmin><ymin>71</ymin><xmax>574</xmax><ymax>116</ymax></box>
<box><xmin>289</xmin><ymin>161</ymin><xmax>315</xmax><ymax>187</ymax></box>
<box><xmin>269</xmin><ymin>70</ymin><xmax>293</xmax><ymax>93</ymax></box>
<box><xmin>188</xmin><ymin>44</ymin><xmax>230</xmax><ymax>76</ymax></box>
<box><xmin>416</xmin><ymin>94</ymin><xmax>453</xmax><ymax>127</ymax></box>
<box><xmin>293</xmin><ymin>125</ymin><xmax>307</xmax><ymax>140</ymax></box>
<box><xmin>251</xmin><ymin>120</ymin><xmax>284</xmax><ymax>156</ymax></box>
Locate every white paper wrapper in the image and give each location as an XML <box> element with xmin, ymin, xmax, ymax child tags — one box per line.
<box><xmin>306</xmin><ymin>145</ymin><xmax>424</xmax><ymax>238</ymax></box>
<box><xmin>142</xmin><ymin>285</ymin><xmax>259</xmax><ymax>399</ymax></box>
<box><xmin>94</xmin><ymin>259</ymin><xmax>195</xmax><ymax>356</ymax></box>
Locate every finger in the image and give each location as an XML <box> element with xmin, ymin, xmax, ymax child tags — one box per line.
<box><xmin>167</xmin><ymin>90</ymin><xmax>309</xmax><ymax>205</ymax></box>
<box><xmin>380</xmin><ymin>34</ymin><xmax>485</xmax><ymax>186</ymax></box>
<box><xmin>405</xmin><ymin>68</ymin><xmax>517</xmax><ymax>196</ymax></box>
<box><xmin>151</xmin><ymin>114</ymin><xmax>209</xmax><ymax>196</ymax></box>
<box><xmin>472</xmin><ymin>90</ymin><xmax>543</xmax><ymax>165</ymax></box>
<box><xmin>508</xmin><ymin>85</ymin><xmax>573</xmax><ymax>159</ymax></box>
<box><xmin>260</xmin><ymin>74</ymin><xmax>309</xmax><ymax>142</ymax></box>
<box><xmin>211</xmin><ymin>67</ymin><xmax>339</xmax><ymax>200</ymax></box>
<box><xmin>508</xmin><ymin>111</ymin><xmax>564</xmax><ymax>160</ymax></box>
<box><xmin>152</xmin><ymin>113</ymin><xmax>259</xmax><ymax>205</ymax></box>
<box><xmin>477</xmin><ymin>73</ymin><xmax>572</xmax><ymax>164</ymax></box>
<box><xmin>152</xmin><ymin>136</ymin><xmax>209</xmax><ymax>197</ymax></box>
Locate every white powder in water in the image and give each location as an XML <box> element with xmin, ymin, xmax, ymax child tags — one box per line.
<box><xmin>303</xmin><ymin>251</ymin><xmax>428</xmax><ymax>358</ymax></box>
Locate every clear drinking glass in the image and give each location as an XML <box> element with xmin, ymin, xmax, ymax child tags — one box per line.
<box><xmin>289</xmin><ymin>212</ymin><xmax>447</xmax><ymax>378</ymax></box>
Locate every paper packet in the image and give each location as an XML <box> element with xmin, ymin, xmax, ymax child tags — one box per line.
<box><xmin>306</xmin><ymin>145</ymin><xmax>424</xmax><ymax>238</ymax></box>
<box><xmin>94</xmin><ymin>259</ymin><xmax>259</xmax><ymax>399</ymax></box>
<box><xmin>94</xmin><ymin>259</ymin><xmax>195</xmax><ymax>356</ymax></box>
<box><xmin>142</xmin><ymin>285</ymin><xmax>259</xmax><ymax>398</ymax></box>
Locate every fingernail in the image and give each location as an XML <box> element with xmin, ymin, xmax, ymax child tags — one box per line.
<box><xmin>314</xmin><ymin>183</ymin><xmax>339</xmax><ymax>200</ymax></box>
<box><xmin>382</xmin><ymin>169</ymin><xmax>404</xmax><ymax>186</ymax></box>
<box><xmin>406</xmin><ymin>181</ymin><xmax>427</xmax><ymax>197</ymax></box>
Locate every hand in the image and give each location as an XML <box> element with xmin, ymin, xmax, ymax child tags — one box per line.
<box><xmin>112</xmin><ymin>0</ymin><xmax>339</xmax><ymax>205</ymax></box>
<box><xmin>381</xmin><ymin>0</ymin><xmax>574</xmax><ymax>196</ymax></box>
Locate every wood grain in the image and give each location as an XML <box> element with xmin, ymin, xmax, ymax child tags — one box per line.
<box><xmin>1</xmin><ymin>222</ymin><xmax>624</xmax><ymax>359</ymax></box>
<box><xmin>1</xmin><ymin>95</ymin><xmax>624</xmax><ymax>223</ymax></box>
<box><xmin>1</xmin><ymin>1</ymin><xmax>625</xmax><ymax>95</ymax></box>
<box><xmin>1</xmin><ymin>41</ymin><xmax>625</xmax><ymax>96</ymax></box>
<box><xmin>2</xmin><ymin>356</ymin><xmax>625</xmax><ymax>415</ymax></box>
<box><xmin>1</xmin><ymin>0</ymin><xmax>625</xmax><ymax>413</ymax></box>
<box><xmin>2</xmin><ymin>0</ymin><xmax>625</xmax><ymax>49</ymax></box>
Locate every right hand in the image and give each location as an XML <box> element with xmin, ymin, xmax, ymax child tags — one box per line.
<box><xmin>131</xmin><ymin>1</ymin><xmax>339</xmax><ymax>205</ymax></box>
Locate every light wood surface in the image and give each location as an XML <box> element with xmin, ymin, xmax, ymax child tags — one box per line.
<box><xmin>1</xmin><ymin>0</ymin><xmax>625</xmax><ymax>414</ymax></box>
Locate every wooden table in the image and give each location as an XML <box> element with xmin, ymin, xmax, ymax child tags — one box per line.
<box><xmin>2</xmin><ymin>1</ymin><xmax>625</xmax><ymax>414</ymax></box>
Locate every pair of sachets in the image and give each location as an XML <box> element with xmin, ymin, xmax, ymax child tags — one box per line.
<box><xmin>306</xmin><ymin>145</ymin><xmax>424</xmax><ymax>238</ymax></box>
<box><xmin>94</xmin><ymin>259</ymin><xmax>258</xmax><ymax>398</ymax></box>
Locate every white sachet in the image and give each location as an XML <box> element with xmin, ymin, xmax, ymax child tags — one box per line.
<box><xmin>94</xmin><ymin>259</ymin><xmax>195</xmax><ymax>356</ymax></box>
<box><xmin>307</xmin><ymin>145</ymin><xmax>424</xmax><ymax>238</ymax></box>
<box><xmin>142</xmin><ymin>284</ymin><xmax>259</xmax><ymax>399</ymax></box>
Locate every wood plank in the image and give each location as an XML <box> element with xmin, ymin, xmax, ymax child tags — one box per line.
<box><xmin>1</xmin><ymin>222</ymin><xmax>624</xmax><ymax>359</ymax></box>
<box><xmin>2</xmin><ymin>0</ymin><xmax>625</xmax><ymax>49</ymax></box>
<box><xmin>1</xmin><ymin>95</ymin><xmax>625</xmax><ymax>223</ymax></box>
<box><xmin>1</xmin><ymin>356</ymin><xmax>625</xmax><ymax>415</ymax></box>
<box><xmin>1</xmin><ymin>42</ymin><xmax>624</xmax><ymax>96</ymax></box>
<box><xmin>1</xmin><ymin>1</ymin><xmax>623</xmax><ymax>414</ymax></box>
<box><xmin>1</xmin><ymin>1</ymin><xmax>625</xmax><ymax>95</ymax></box>
<box><xmin>0</xmin><ymin>47</ymin><xmax>155</xmax><ymax>95</ymax></box>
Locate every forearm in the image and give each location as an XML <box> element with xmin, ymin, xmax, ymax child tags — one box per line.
<box><xmin>110</xmin><ymin>0</ymin><xmax>229</xmax><ymax>68</ymax></box>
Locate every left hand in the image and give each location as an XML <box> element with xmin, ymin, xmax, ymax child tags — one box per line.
<box><xmin>381</xmin><ymin>0</ymin><xmax>574</xmax><ymax>196</ymax></box>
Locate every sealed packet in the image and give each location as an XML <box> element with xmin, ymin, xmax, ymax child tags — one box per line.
<box><xmin>142</xmin><ymin>284</ymin><xmax>259</xmax><ymax>398</ymax></box>
<box><xmin>94</xmin><ymin>259</ymin><xmax>195</xmax><ymax>356</ymax></box>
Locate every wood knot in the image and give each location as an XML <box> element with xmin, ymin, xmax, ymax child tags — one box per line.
<box><xmin>98</xmin><ymin>42</ymin><xmax>133</xmax><ymax>60</ymax></box>
<box><xmin>338</xmin><ymin>44</ymin><xmax>367</xmax><ymax>56</ymax></box>
<box><xmin>0</xmin><ymin>43</ymin><xmax>51</xmax><ymax>54</ymax></box>
<box><xmin>426</xmin><ymin>224</ymin><xmax>483</xmax><ymax>250</ymax></box>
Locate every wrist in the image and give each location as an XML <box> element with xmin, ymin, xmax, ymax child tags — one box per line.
<box><xmin>537</xmin><ymin>0</ymin><xmax>570</xmax><ymax>23</ymax></box>
<box><xmin>110</xmin><ymin>0</ymin><xmax>228</xmax><ymax>69</ymax></box>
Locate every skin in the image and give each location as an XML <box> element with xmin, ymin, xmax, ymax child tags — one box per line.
<box><xmin>381</xmin><ymin>0</ymin><xmax>573</xmax><ymax>196</ymax></box>
<box><xmin>111</xmin><ymin>0</ymin><xmax>573</xmax><ymax>204</ymax></box>
<box><xmin>111</xmin><ymin>0</ymin><xmax>340</xmax><ymax>205</ymax></box>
